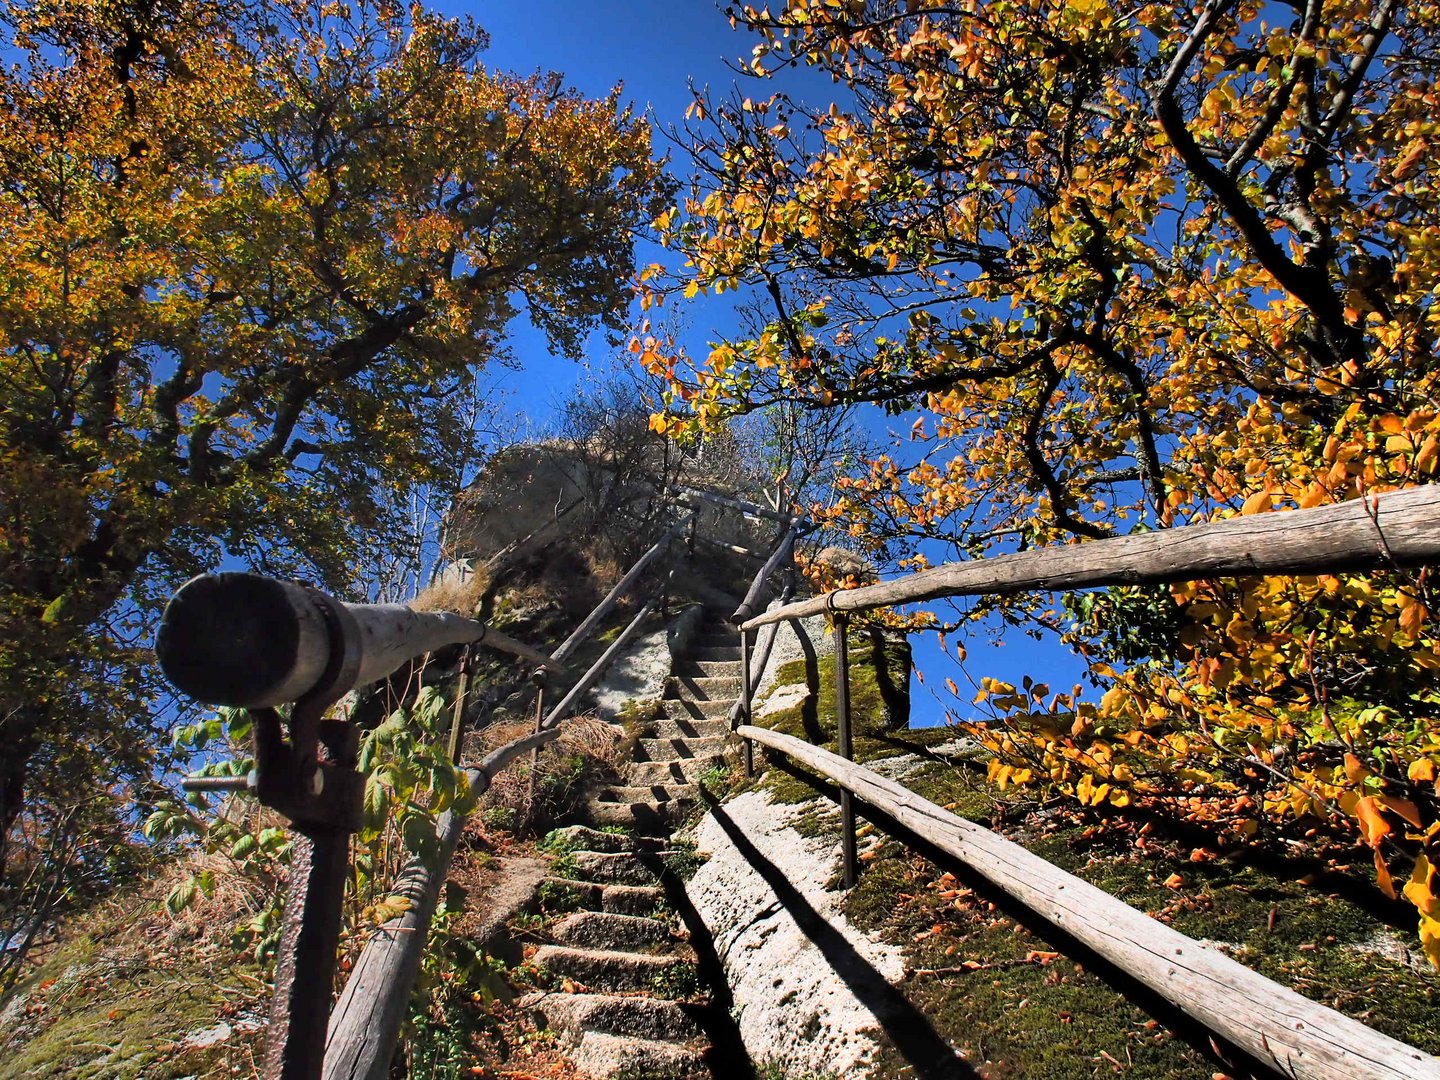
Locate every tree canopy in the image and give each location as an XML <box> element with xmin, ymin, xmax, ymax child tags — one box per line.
<box><xmin>0</xmin><ymin>0</ymin><xmax>668</xmax><ymax>886</ymax></box>
<box><xmin>647</xmin><ymin>0</ymin><xmax>1440</xmax><ymax>960</ymax></box>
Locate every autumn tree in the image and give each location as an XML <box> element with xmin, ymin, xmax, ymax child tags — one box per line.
<box><xmin>0</xmin><ymin>0</ymin><xmax>667</xmax><ymax>902</ymax></box>
<box><xmin>647</xmin><ymin>0</ymin><xmax>1440</xmax><ymax>956</ymax></box>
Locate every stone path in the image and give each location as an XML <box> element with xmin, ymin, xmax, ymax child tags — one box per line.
<box><xmin>522</xmin><ymin>609</ymin><xmax>743</xmax><ymax>1078</ymax></box>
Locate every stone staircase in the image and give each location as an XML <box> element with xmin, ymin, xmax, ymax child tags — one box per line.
<box><xmin>588</xmin><ymin>610</ymin><xmax>740</xmax><ymax>832</ymax></box>
<box><xmin>522</xmin><ymin>609</ymin><xmax>744</xmax><ymax>1078</ymax></box>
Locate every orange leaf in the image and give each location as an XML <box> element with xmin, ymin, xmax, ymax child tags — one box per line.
<box><xmin>1380</xmin><ymin>794</ymin><xmax>1423</xmax><ymax>829</ymax></box>
<box><xmin>1355</xmin><ymin>796</ymin><xmax>1392</xmax><ymax>847</ymax></box>
<box><xmin>1375</xmin><ymin>848</ymin><xmax>1397</xmax><ymax>900</ymax></box>
<box><xmin>1240</xmin><ymin>489</ymin><xmax>1272</xmax><ymax>515</ymax></box>
<box><xmin>1344</xmin><ymin>752</ymin><xmax>1368</xmax><ymax>783</ymax></box>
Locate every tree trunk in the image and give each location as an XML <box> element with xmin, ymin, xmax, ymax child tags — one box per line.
<box><xmin>0</xmin><ymin>717</ymin><xmax>39</xmax><ymax>881</ymax></box>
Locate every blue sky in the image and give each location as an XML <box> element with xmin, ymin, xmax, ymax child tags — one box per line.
<box><xmin>444</xmin><ymin>0</ymin><xmax>749</xmax><ymax>417</ymax></box>
<box><xmin>444</xmin><ymin>0</ymin><xmax>1094</xmax><ymax>726</ymax></box>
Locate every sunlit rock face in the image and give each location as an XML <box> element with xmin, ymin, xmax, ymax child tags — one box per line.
<box><xmin>446</xmin><ymin>440</ymin><xmax>774</xmax><ymax>567</ymax></box>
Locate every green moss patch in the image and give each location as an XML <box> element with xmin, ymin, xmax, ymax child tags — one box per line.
<box><xmin>0</xmin><ymin>916</ymin><xmax>265</xmax><ymax>1079</ymax></box>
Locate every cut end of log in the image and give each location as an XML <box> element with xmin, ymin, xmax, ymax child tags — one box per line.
<box><xmin>156</xmin><ymin>573</ymin><xmax>305</xmax><ymax>706</ymax></box>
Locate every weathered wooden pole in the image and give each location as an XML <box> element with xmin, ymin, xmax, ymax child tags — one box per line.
<box><xmin>541</xmin><ymin>597</ymin><xmax>658</xmax><ymax>729</ymax></box>
<box><xmin>831</xmin><ymin>611</ymin><xmax>858</xmax><ymax>889</ymax></box>
<box><xmin>738</xmin><ymin>626</ymin><xmax>754</xmax><ymax>779</ymax></box>
<box><xmin>525</xmin><ymin>668</ymin><xmax>547</xmax><ymax>824</ymax></box>
<box><xmin>323</xmin><ymin>727</ymin><xmax>564</xmax><ymax>1080</ymax></box>
<box><xmin>549</xmin><ymin>522</ymin><xmax>686</xmax><ymax>665</ymax></box>
<box><xmin>445</xmin><ymin>645</ymin><xmax>472</xmax><ymax>764</ymax></box>
<box><xmin>732</xmin><ymin>523</ymin><xmax>800</xmax><ymax>625</ymax></box>
<box><xmin>742</xmin><ymin>485</ymin><xmax>1440</xmax><ymax>631</ymax></box>
<box><xmin>737</xmin><ymin>725</ymin><xmax>1440</xmax><ymax>1080</ymax></box>
<box><xmin>157</xmin><ymin>572</ymin><xmax>556</xmax><ymax>709</ymax></box>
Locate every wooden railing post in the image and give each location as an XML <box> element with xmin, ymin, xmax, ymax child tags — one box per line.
<box><xmin>739</xmin><ymin>626</ymin><xmax>754</xmax><ymax>778</ymax></box>
<box><xmin>445</xmin><ymin>645</ymin><xmax>472</xmax><ymax>764</ymax></box>
<box><xmin>832</xmin><ymin>609</ymin><xmax>857</xmax><ymax>889</ymax></box>
<box><xmin>525</xmin><ymin>668</ymin><xmax>547</xmax><ymax>825</ymax></box>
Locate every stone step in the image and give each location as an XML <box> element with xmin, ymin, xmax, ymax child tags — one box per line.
<box><xmin>666</xmin><ymin>675</ymin><xmax>740</xmax><ymax>703</ymax></box>
<box><xmin>624</xmin><ymin>755</ymin><xmax>727</xmax><ymax>786</ymax></box>
<box><xmin>544</xmin><ymin>825</ymin><xmax>664</xmax><ymax>854</ymax></box>
<box><xmin>568</xmin><ymin>850</ymin><xmax>663</xmax><ymax>887</ymax></box>
<box><xmin>660</xmin><ymin>698</ymin><xmax>731</xmax><ymax>723</ymax></box>
<box><xmin>586</xmin><ymin>800</ymin><xmax>687</xmax><ymax>834</ymax></box>
<box><xmin>635</xmin><ymin>735</ymin><xmax>729</xmax><ymax>762</ymax></box>
<box><xmin>540</xmin><ymin>878</ymin><xmax>666</xmax><ymax>917</ymax></box>
<box><xmin>691</xmin><ymin>633</ymin><xmax>737</xmax><ymax>650</ymax></box>
<box><xmin>673</xmin><ymin>658</ymin><xmax>742</xmax><ymax>678</ymax></box>
<box><xmin>552</xmin><ymin>910</ymin><xmax>676</xmax><ymax>952</ymax></box>
<box><xmin>571</xmin><ymin>1031</ymin><xmax>708</xmax><ymax>1079</ymax></box>
<box><xmin>521</xmin><ymin>991</ymin><xmax>703</xmax><ymax>1043</ymax></box>
<box><xmin>690</xmin><ymin>644</ymin><xmax>741</xmax><ymax>662</ymax></box>
<box><xmin>533</xmin><ymin>944</ymin><xmax>691</xmax><ymax>994</ymax></box>
<box><xmin>591</xmin><ymin>783</ymin><xmax>696</xmax><ymax>805</ymax></box>
<box><xmin>639</xmin><ymin>717</ymin><xmax>731</xmax><ymax>742</ymax></box>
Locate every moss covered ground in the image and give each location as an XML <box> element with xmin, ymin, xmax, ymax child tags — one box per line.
<box><xmin>742</xmin><ymin>627</ymin><xmax>1440</xmax><ymax>1079</ymax></box>
<box><xmin>0</xmin><ymin>884</ymin><xmax>268</xmax><ymax>1079</ymax></box>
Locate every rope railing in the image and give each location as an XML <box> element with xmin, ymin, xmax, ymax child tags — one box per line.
<box><xmin>724</xmin><ymin>484</ymin><xmax>1440</xmax><ymax>1080</ymax></box>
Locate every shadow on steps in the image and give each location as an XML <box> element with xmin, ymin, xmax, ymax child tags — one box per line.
<box><xmin>634</xmin><ymin>843</ymin><xmax>757</xmax><ymax>1080</ymax></box>
<box><xmin>689</xmin><ymin>793</ymin><xmax>977</xmax><ymax>1080</ymax></box>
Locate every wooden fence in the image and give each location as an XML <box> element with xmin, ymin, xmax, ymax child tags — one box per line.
<box><xmin>727</xmin><ymin>485</ymin><xmax>1440</xmax><ymax>1080</ymax></box>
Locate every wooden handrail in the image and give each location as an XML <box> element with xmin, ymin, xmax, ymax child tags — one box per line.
<box><xmin>156</xmin><ymin>573</ymin><xmax>560</xmax><ymax>709</ymax></box>
<box><xmin>550</xmin><ymin>515</ymin><xmax>690</xmax><ymax>664</ymax></box>
<box><xmin>325</xmin><ymin>719</ymin><xmax>571</xmax><ymax>1080</ymax></box>
<box><xmin>728</xmin><ymin>577</ymin><xmax>796</xmax><ymax>731</ymax></box>
<box><xmin>742</xmin><ymin>485</ymin><xmax>1440</xmax><ymax>630</ymax></box>
<box><xmin>732</xmin><ymin>523</ymin><xmax>801</xmax><ymax>625</ymax></box>
<box><xmin>671</xmin><ymin>483</ymin><xmax>805</xmax><ymax>526</ymax></box>
<box><xmin>737</xmin><ymin>725</ymin><xmax>1440</xmax><ymax>1080</ymax></box>
<box><xmin>328</xmin><ymin>516</ymin><xmax>685</xmax><ymax>1078</ymax></box>
<box><xmin>692</xmin><ymin>533</ymin><xmax>768</xmax><ymax>560</ymax></box>
<box><xmin>543</xmin><ymin>592</ymin><xmax>660</xmax><ymax>729</ymax></box>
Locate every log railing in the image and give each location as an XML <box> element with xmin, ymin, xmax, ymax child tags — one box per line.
<box><xmin>326</xmin><ymin>527</ymin><xmax>687</xmax><ymax>1080</ymax></box>
<box><xmin>726</xmin><ymin>485</ymin><xmax>1440</xmax><ymax>1080</ymax></box>
<box><xmin>730</xmin><ymin>523</ymin><xmax>803</xmax><ymax>779</ymax></box>
<box><xmin>156</xmin><ymin>499</ymin><xmax>704</xmax><ymax>1080</ymax></box>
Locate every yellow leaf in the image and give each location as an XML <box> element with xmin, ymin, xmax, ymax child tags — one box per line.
<box><xmin>1405</xmin><ymin>855</ymin><xmax>1440</xmax><ymax>918</ymax></box>
<box><xmin>1418</xmin><ymin>916</ymin><xmax>1440</xmax><ymax>971</ymax></box>
<box><xmin>1416</xmin><ymin>435</ymin><xmax>1439</xmax><ymax>474</ymax></box>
